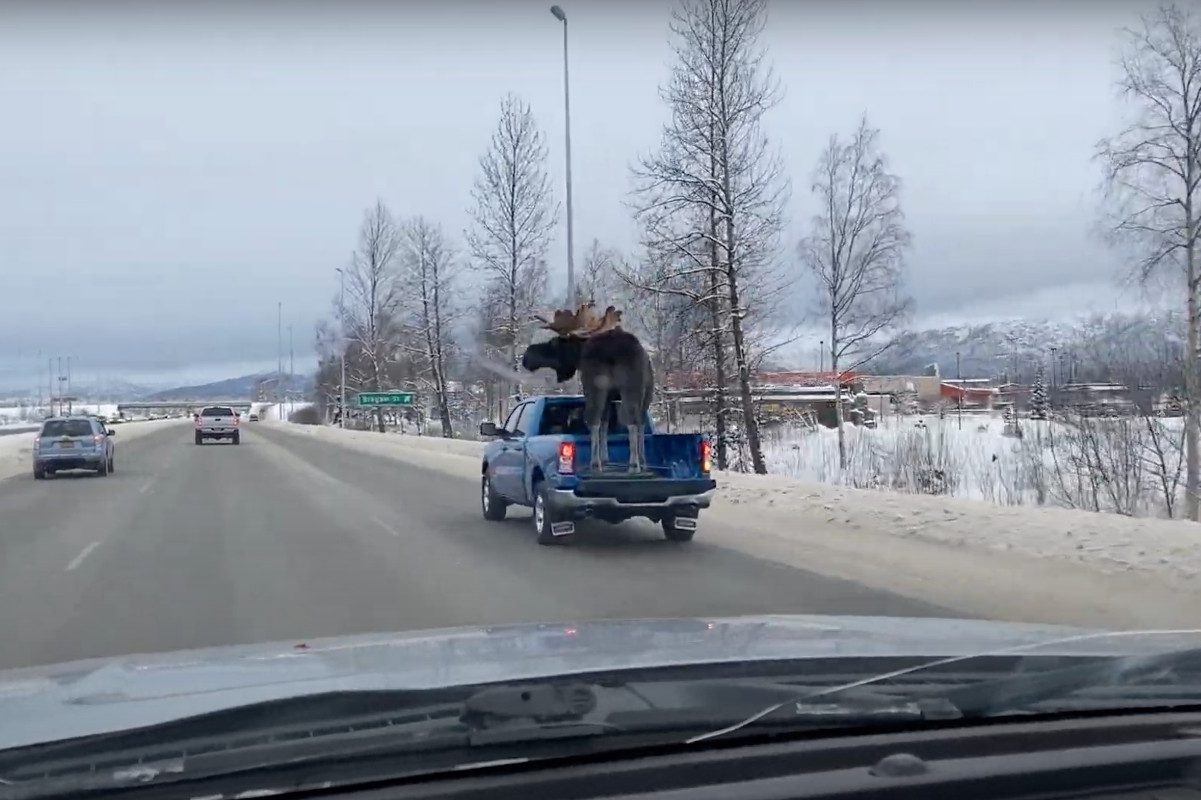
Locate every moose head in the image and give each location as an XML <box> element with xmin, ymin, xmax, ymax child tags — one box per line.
<box><xmin>520</xmin><ymin>303</ymin><xmax>623</xmax><ymax>383</ymax></box>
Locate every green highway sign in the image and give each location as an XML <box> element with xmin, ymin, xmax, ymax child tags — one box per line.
<box><xmin>356</xmin><ymin>391</ymin><xmax>415</xmax><ymax>407</ymax></box>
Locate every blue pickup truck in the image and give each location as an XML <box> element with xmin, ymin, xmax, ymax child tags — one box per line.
<box><xmin>480</xmin><ymin>395</ymin><xmax>716</xmax><ymax>545</ymax></box>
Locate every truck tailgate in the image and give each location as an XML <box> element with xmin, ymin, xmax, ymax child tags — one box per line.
<box><xmin>574</xmin><ymin>432</ymin><xmax>708</xmax><ymax>479</ymax></box>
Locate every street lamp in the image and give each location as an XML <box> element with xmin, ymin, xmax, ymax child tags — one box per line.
<box><xmin>549</xmin><ymin>4</ymin><xmax>575</xmax><ymax>305</ymax></box>
<box><xmin>336</xmin><ymin>267</ymin><xmax>347</xmax><ymax>429</ymax></box>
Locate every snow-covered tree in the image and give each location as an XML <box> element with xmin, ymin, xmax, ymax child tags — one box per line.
<box><xmin>1097</xmin><ymin>3</ymin><xmax>1201</xmax><ymax>518</ymax></box>
<box><xmin>467</xmin><ymin>94</ymin><xmax>557</xmax><ymax>417</ymax></box>
<box><xmin>628</xmin><ymin>0</ymin><xmax>789</xmax><ymax>475</ymax></box>
<box><xmin>1030</xmin><ymin>366</ymin><xmax>1049</xmax><ymax>420</ymax></box>
<box><xmin>399</xmin><ymin>217</ymin><xmax>460</xmax><ymax>438</ymax></box>
<box><xmin>801</xmin><ymin>117</ymin><xmax>912</xmax><ymax>469</ymax></box>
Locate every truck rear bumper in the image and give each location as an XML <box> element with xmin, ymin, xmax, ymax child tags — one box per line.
<box><xmin>548</xmin><ymin>487</ymin><xmax>715</xmax><ymax>519</ymax></box>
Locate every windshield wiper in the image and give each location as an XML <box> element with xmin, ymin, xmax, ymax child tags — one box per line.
<box><xmin>688</xmin><ymin>628</ymin><xmax>1201</xmax><ymax>744</ymax></box>
<box><xmin>0</xmin><ymin>677</ymin><xmax>958</xmax><ymax>799</ymax></box>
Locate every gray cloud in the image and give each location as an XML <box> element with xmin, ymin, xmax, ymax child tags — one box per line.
<box><xmin>0</xmin><ymin>0</ymin><xmax>1158</xmax><ymax>386</ymax></box>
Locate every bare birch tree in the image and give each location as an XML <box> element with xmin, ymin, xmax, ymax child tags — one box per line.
<box><xmin>628</xmin><ymin>0</ymin><xmax>788</xmax><ymax>474</ymax></box>
<box><xmin>1097</xmin><ymin>2</ymin><xmax>1201</xmax><ymax>519</ymax></box>
<box><xmin>801</xmin><ymin>117</ymin><xmax>912</xmax><ymax>469</ymax></box>
<box><xmin>343</xmin><ymin>199</ymin><xmax>403</xmax><ymax>432</ymax></box>
<box><xmin>399</xmin><ymin>216</ymin><xmax>459</xmax><ymax>438</ymax></box>
<box><xmin>467</xmin><ymin>93</ymin><xmax>557</xmax><ymax>416</ymax></box>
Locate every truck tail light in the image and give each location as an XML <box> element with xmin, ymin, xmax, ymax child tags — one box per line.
<box><xmin>701</xmin><ymin>440</ymin><xmax>712</xmax><ymax>474</ymax></box>
<box><xmin>33</xmin><ymin>436</ymin><xmax>40</xmax><ymax>448</ymax></box>
<box><xmin>558</xmin><ymin>441</ymin><xmax>575</xmax><ymax>474</ymax></box>
<box><xmin>233</xmin><ymin>415</ymin><xmax>240</xmax><ymax>427</ymax></box>
<box><xmin>93</xmin><ymin>434</ymin><xmax>105</xmax><ymax>446</ymax></box>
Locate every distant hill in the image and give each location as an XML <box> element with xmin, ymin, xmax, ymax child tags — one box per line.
<box><xmin>148</xmin><ymin>372</ymin><xmax>311</xmax><ymax>401</ymax></box>
<box><xmin>866</xmin><ymin>310</ymin><xmax>1185</xmax><ymax>382</ymax></box>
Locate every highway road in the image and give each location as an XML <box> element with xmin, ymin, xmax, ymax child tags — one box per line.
<box><xmin>0</xmin><ymin>421</ymin><xmax>950</xmax><ymax>671</ymax></box>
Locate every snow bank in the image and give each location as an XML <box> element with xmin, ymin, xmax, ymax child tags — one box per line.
<box><xmin>0</xmin><ymin>418</ymin><xmax>181</xmax><ymax>483</ymax></box>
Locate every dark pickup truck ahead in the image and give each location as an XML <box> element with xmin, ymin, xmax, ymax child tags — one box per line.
<box><xmin>479</xmin><ymin>395</ymin><xmax>716</xmax><ymax>545</ymax></box>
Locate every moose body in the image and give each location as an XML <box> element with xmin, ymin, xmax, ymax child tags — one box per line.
<box><xmin>521</xmin><ymin>312</ymin><xmax>655</xmax><ymax>473</ymax></box>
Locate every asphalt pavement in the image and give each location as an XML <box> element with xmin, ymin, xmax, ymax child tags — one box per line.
<box><xmin>0</xmin><ymin>422</ymin><xmax>950</xmax><ymax>670</ymax></box>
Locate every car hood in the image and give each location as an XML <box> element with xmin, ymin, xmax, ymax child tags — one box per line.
<box><xmin>1</xmin><ymin>614</ymin><xmax>1196</xmax><ymax>750</ymax></box>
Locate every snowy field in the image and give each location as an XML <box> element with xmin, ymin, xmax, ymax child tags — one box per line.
<box><xmin>761</xmin><ymin>412</ymin><xmax>1188</xmax><ymax>519</ymax></box>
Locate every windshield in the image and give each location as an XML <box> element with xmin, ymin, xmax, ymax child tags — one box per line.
<box><xmin>3</xmin><ymin>0</ymin><xmax>1201</xmax><ymax>793</ymax></box>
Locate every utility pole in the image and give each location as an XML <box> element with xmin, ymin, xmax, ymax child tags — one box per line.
<box><xmin>336</xmin><ymin>267</ymin><xmax>347</xmax><ymax>429</ymax></box>
<box><xmin>277</xmin><ymin>301</ymin><xmax>282</xmax><ymax>410</ymax></box>
<box><xmin>66</xmin><ymin>356</ymin><xmax>72</xmax><ymax>415</ymax></box>
<box><xmin>288</xmin><ymin>324</ymin><xmax>294</xmax><ymax>415</ymax></box>
<box><xmin>956</xmin><ymin>350</ymin><xmax>962</xmax><ymax>431</ymax></box>
<box><xmin>819</xmin><ymin>340</ymin><xmax>824</xmax><ymax>373</ymax></box>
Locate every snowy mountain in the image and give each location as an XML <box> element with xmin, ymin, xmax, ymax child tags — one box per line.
<box><xmin>147</xmin><ymin>372</ymin><xmax>311</xmax><ymax>401</ymax></box>
<box><xmin>867</xmin><ymin>310</ymin><xmax>1185</xmax><ymax>382</ymax></box>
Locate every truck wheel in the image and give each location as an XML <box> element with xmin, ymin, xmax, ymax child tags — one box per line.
<box><xmin>233</xmin><ymin>433</ymin><xmax>240</xmax><ymax>445</ymax></box>
<box><xmin>481</xmin><ymin>474</ymin><xmax>507</xmax><ymax>521</ymax></box>
<box><xmin>195</xmin><ymin>432</ymin><xmax>203</xmax><ymax>445</ymax></box>
<box><xmin>33</xmin><ymin>465</ymin><xmax>45</xmax><ymax>480</ymax></box>
<box><xmin>533</xmin><ymin>482</ymin><xmax>572</xmax><ymax>546</ymax></box>
<box><xmin>662</xmin><ymin>510</ymin><xmax>698</xmax><ymax>542</ymax></box>
<box><xmin>96</xmin><ymin>457</ymin><xmax>109</xmax><ymax>477</ymax></box>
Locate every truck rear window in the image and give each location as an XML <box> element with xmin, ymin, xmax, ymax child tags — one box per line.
<box><xmin>538</xmin><ymin>401</ymin><xmax>625</xmax><ymax>435</ymax></box>
<box><xmin>41</xmin><ymin>419</ymin><xmax>94</xmax><ymax>437</ymax></box>
<box><xmin>201</xmin><ymin>407</ymin><xmax>234</xmax><ymax>417</ymax></box>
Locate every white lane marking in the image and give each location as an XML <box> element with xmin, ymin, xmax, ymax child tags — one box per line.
<box><xmin>371</xmin><ymin>515</ymin><xmax>400</xmax><ymax>537</ymax></box>
<box><xmin>138</xmin><ymin>477</ymin><xmax>156</xmax><ymax>494</ymax></box>
<box><xmin>66</xmin><ymin>541</ymin><xmax>101</xmax><ymax>571</ymax></box>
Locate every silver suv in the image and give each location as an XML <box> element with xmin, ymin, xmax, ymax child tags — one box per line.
<box><xmin>33</xmin><ymin>416</ymin><xmax>116</xmax><ymax>479</ymax></box>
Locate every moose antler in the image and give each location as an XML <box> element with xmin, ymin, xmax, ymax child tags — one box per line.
<box><xmin>533</xmin><ymin>303</ymin><xmax>624</xmax><ymax>338</ymax></box>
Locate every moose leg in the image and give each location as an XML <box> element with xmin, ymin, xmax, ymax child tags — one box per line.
<box><xmin>598</xmin><ymin>413</ymin><xmax>609</xmax><ymax>467</ymax></box>
<box><xmin>589</xmin><ymin>423</ymin><xmax>604</xmax><ymax>472</ymax></box>
<box><xmin>626</xmin><ymin>424</ymin><xmax>642</xmax><ymax>473</ymax></box>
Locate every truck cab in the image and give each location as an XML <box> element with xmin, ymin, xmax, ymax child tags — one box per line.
<box><xmin>480</xmin><ymin>396</ymin><xmax>716</xmax><ymax>545</ymax></box>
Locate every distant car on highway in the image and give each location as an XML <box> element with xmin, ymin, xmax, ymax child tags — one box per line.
<box><xmin>33</xmin><ymin>416</ymin><xmax>116</xmax><ymax>479</ymax></box>
<box><xmin>195</xmin><ymin>406</ymin><xmax>240</xmax><ymax>445</ymax></box>
<box><xmin>248</xmin><ymin>412</ymin><xmax>260</xmax><ymax>422</ymax></box>
<box><xmin>479</xmin><ymin>395</ymin><xmax>715</xmax><ymax>545</ymax></box>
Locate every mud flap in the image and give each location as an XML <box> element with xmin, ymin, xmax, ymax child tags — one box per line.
<box><xmin>551</xmin><ymin>521</ymin><xmax>576</xmax><ymax>537</ymax></box>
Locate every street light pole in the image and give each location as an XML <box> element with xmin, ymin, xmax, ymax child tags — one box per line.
<box><xmin>336</xmin><ymin>267</ymin><xmax>347</xmax><ymax>429</ymax></box>
<box><xmin>550</xmin><ymin>4</ymin><xmax>575</xmax><ymax>305</ymax></box>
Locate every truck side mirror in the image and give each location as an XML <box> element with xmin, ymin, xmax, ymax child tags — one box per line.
<box><xmin>479</xmin><ymin>421</ymin><xmax>500</xmax><ymax>438</ymax></box>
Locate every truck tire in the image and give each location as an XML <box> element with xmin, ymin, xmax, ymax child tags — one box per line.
<box><xmin>533</xmin><ymin>482</ymin><xmax>572</xmax><ymax>546</ymax></box>
<box><xmin>33</xmin><ymin>464</ymin><xmax>45</xmax><ymax>480</ymax></box>
<box><xmin>662</xmin><ymin>510</ymin><xmax>698</xmax><ymax>542</ymax></box>
<box><xmin>195</xmin><ymin>432</ymin><xmax>203</xmax><ymax>445</ymax></box>
<box><xmin>233</xmin><ymin>432</ymin><xmax>240</xmax><ymax>445</ymax></box>
<box><xmin>481</xmin><ymin>473</ymin><xmax>507</xmax><ymax>521</ymax></box>
<box><xmin>96</xmin><ymin>457</ymin><xmax>109</xmax><ymax>477</ymax></box>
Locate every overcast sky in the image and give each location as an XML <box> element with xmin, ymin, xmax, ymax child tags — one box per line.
<box><xmin>0</xmin><ymin>0</ymin><xmax>1161</xmax><ymax>390</ymax></box>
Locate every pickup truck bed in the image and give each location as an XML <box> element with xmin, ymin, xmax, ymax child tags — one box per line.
<box><xmin>480</xmin><ymin>395</ymin><xmax>716</xmax><ymax>546</ymax></box>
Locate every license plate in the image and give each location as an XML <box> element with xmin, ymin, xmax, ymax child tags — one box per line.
<box><xmin>551</xmin><ymin>521</ymin><xmax>576</xmax><ymax>536</ymax></box>
<box><xmin>58</xmin><ymin>441</ymin><xmax>75</xmax><ymax>448</ymax></box>
<box><xmin>674</xmin><ymin>517</ymin><xmax>698</xmax><ymax>531</ymax></box>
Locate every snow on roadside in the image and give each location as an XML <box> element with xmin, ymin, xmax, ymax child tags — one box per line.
<box><xmin>265</xmin><ymin>421</ymin><xmax>1201</xmax><ymax>591</ymax></box>
<box><xmin>0</xmin><ymin>418</ymin><xmax>182</xmax><ymax>483</ymax></box>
